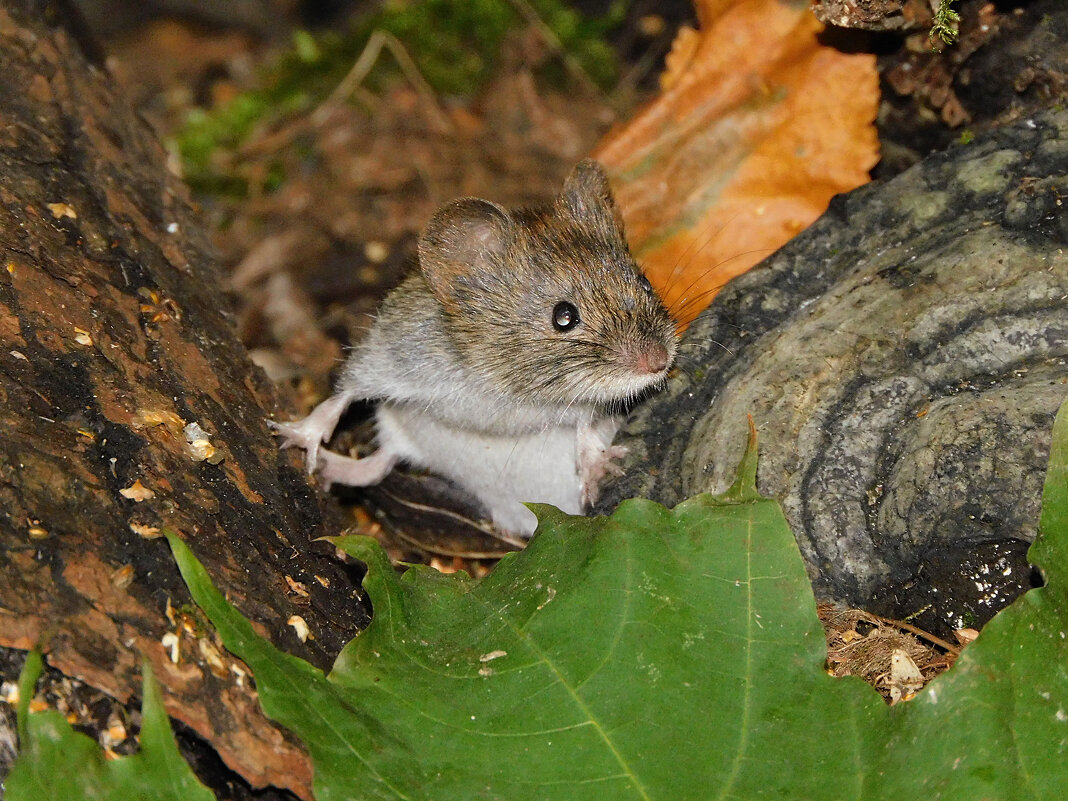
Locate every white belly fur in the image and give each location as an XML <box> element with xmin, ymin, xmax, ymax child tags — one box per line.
<box><xmin>375</xmin><ymin>403</ymin><xmax>582</xmax><ymax>535</ymax></box>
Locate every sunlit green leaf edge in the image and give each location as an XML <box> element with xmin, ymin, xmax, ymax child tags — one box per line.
<box><xmin>6</xmin><ymin>654</ymin><xmax>213</xmax><ymax>801</ymax></box>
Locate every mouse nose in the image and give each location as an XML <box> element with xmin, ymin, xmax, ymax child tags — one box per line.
<box><xmin>635</xmin><ymin>343</ymin><xmax>670</xmax><ymax>374</ymax></box>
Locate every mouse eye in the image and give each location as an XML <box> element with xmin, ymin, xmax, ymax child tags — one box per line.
<box><xmin>552</xmin><ymin>301</ymin><xmax>580</xmax><ymax>331</ymax></box>
<box><xmin>639</xmin><ymin>274</ymin><xmax>653</xmax><ymax>294</ymax></box>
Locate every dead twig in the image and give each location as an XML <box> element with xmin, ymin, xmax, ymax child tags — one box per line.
<box><xmin>858</xmin><ymin>610</ymin><xmax>962</xmax><ymax>656</ymax></box>
<box><xmin>311</xmin><ymin>29</ymin><xmax>453</xmax><ymax>133</ymax></box>
<box><xmin>239</xmin><ymin>29</ymin><xmax>453</xmax><ymax>161</ymax></box>
<box><xmin>505</xmin><ymin>0</ymin><xmax>608</xmax><ymax>102</ymax></box>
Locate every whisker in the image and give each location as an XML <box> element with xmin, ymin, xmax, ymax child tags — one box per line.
<box><xmin>671</xmin><ymin>290</ymin><xmax>731</xmax><ymax>322</ymax></box>
<box><xmin>669</xmin><ymin>244</ymin><xmax>772</xmax><ymax>302</ymax></box>
<box><xmin>666</xmin><ymin>246</ymin><xmax>776</xmax><ymax>320</ymax></box>
<box><xmin>660</xmin><ymin>213</ymin><xmax>741</xmax><ymax>296</ymax></box>
<box><xmin>670</xmin><ymin>363</ymin><xmax>697</xmax><ymax>384</ymax></box>
<box><xmin>669</xmin><ymin>277</ymin><xmax>729</xmax><ymax>315</ymax></box>
<box><xmin>702</xmin><ymin>338</ymin><xmax>734</xmax><ymax>357</ymax></box>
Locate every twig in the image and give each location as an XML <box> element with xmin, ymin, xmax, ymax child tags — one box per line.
<box><xmin>860</xmin><ymin>610</ymin><xmax>962</xmax><ymax>655</ymax></box>
<box><xmin>239</xmin><ymin>29</ymin><xmax>452</xmax><ymax>160</ymax></box>
<box><xmin>505</xmin><ymin>0</ymin><xmax>607</xmax><ymax>101</ymax></box>
<box><xmin>311</xmin><ymin>29</ymin><xmax>453</xmax><ymax>133</ymax></box>
<box><xmin>611</xmin><ymin>34</ymin><xmax>670</xmax><ymax>103</ymax></box>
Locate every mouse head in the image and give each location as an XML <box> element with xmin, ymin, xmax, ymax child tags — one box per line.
<box><xmin>418</xmin><ymin>159</ymin><xmax>678</xmax><ymax>408</ymax></box>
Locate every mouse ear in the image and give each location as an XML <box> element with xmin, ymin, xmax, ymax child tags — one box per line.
<box><xmin>558</xmin><ymin>158</ymin><xmax>627</xmax><ymax>235</ymax></box>
<box><xmin>418</xmin><ymin>198</ymin><xmax>513</xmax><ymax>306</ymax></box>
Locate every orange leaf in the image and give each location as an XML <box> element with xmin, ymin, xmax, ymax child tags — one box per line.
<box><xmin>596</xmin><ymin>0</ymin><xmax>879</xmax><ymax>326</ymax></box>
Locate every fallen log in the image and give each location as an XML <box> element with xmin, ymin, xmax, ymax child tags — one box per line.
<box><xmin>0</xmin><ymin>3</ymin><xmax>369</xmax><ymax>796</ymax></box>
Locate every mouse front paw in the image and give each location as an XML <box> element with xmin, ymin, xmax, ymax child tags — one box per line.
<box><xmin>267</xmin><ymin>391</ymin><xmax>358</xmax><ymax>474</ymax></box>
<box><xmin>578</xmin><ymin>443</ymin><xmax>628</xmax><ymax>507</ymax></box>
<box><xmin>267</xmin><ymin>417</ymin><xmax>325</xmax><ymax>474</ymax></box>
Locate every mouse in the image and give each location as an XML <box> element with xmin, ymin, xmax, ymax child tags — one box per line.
<box><xmin>269</xmin><ymin>159</ymin><xmax>678</xmax><ymax>536</ymax></box>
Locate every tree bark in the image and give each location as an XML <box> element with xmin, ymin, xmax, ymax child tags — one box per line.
<box><xmin>0</xmin><ymin>3</ymin><xmax>367</xmax><ymax>796</ymax></box>
<box><xmin>599</xmin><ymin>108</ymin><xmax>1068</xmax><ymax>636</ymax></box>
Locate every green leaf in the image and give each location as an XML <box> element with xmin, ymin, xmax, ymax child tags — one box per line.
<box><xmin>6</xmin><ymin>655</ymin><xmax>213</xmax><ymax>801</ymax></box>
<box><xmin>720</xmin><ymin>413</ymin><xmax>761</xmax><ymax>503</ymax></box>
<box><xmin>168</xmin><ymin>398</ymin><xmax>1068</xmax><ymax>800</ymax></box>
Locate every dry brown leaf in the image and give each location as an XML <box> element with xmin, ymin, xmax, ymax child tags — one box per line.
<box><xmin>596</xmin><ymin>0</ymin><xmax>879</xmax><ymax>325</ymax></box>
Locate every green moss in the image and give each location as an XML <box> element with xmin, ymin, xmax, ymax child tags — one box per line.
<box><xmin>263</xmin><ymin>161</ymin><xmax>287</xmax><ymax>194</ymax></box>
<box><xmin>175</xmin><ymin>94</ymin><xmax>270</xmax><ymax>185</ymax></box>
<box><xmin>930</xmin><ymin>0</ymin><xmax>960</xmax><ymax>47</ymax></box>
<box><xmin>174</xmin><ymin>0</ymin><xmax>625</xmax><ymax>197</ymax></box>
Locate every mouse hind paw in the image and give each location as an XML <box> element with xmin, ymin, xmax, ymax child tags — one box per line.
<box><xmin>578</xmin><ymin>443</ymin><xmax>627</xmax><ymax>507</ymax></box>
<box><xmin>317</xmin><ymin>447</ymin><xmax>397</xmax><ymax>489</ymax></box>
